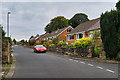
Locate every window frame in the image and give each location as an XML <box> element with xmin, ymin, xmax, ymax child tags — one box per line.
<box><xmin>76</xmin><ymin>33</ymin><xmax>84</xmax><ymax>40</ymax></box>
<box><xmin>68</xmin><ymin>35</ymin><xmax>74</xmax><ymax>41</ymax></box>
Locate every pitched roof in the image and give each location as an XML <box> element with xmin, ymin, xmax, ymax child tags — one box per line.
<box><xmin>45</xmin><ymin>26</ymin><xmax>73</xmax><ymax>38</ymax></box>
<box><xmin>36</xmin><ymin>33</ymin><xmax>48</xmax><ymax>40</ymax></box>
<box><xmin>68</xmin><ymin>18</ymin><xmax>100</xmax><ymax>35</ymax></box>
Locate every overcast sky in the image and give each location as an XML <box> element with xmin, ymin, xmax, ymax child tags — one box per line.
<box><xmin>0</xmin><ymin>1</ymin><xmax>117</xmax><ymax>41</ymax></box>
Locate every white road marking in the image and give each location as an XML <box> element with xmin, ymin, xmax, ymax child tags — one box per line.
<box><xmin>69</xmin><ymin>59</ymin><xmax>73</xmax><ymax>61</ymax></box>
<box><xmin>88</xmin><ymin>64</ymin><xmax>94</xmax><ymax>66</ymax></box>
<box><xmin>106</xmin><ymin>69</ymin><xmax>115</xmax><ymax>73</ymax></box>
<box><xmin>79</xmin><ymin>61</ymin><xmax>85</xmax><ymax>64</ymax></box>
<box><xmin>96</xmin><ymin>66</ymin><xmax>103</xmax><ymax>69</ymax></box>
<box><xmin>74</xmin><ymin>60</ymin><xmax>78</xmax><ymax>62</ymax></box>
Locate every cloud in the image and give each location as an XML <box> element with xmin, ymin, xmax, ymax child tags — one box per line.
<box><xmin>1</xmin><ymin>2</ymin><xmax>116</xmax><ymax>41</ymax></box>
<box><xmin>2</xmin><ymin>0</ymin><xmax>118</xmax><ymax>2</ymax></box>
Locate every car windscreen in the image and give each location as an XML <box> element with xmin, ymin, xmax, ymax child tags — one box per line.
<box><xmin>36</xmin><ymin>45</ymin><xmax>44</xmax><ymax>48</ymax></box>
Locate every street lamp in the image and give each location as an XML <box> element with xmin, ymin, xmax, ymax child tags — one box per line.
<box><xmin>7</xmin><ymin>11</ymin><xmax>11</xmax><ymax>37</ymax></box>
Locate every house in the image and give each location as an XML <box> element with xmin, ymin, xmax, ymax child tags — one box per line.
<box><xmin>29</xmin><ymin>34</ymin><xmax>39</xmax><ymax>45</ymax></box>
<box><xmin>36</xmin><ymin>33</ymin><xmax>48</xmax><ymax>43</ymax></box>
<box><xmin>44</xmin><ymin>26</ymin><xmax>73</xmax><ymax>43</ymax></box>
<box><xmin>66</xmin><ymin>18</ymin><xmax>100</xmax><ymax>44</ymax></box>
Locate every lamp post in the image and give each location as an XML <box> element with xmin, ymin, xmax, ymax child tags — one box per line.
<box><xmin>7</xmin><ymin>12</ymin><xmax>11</xmax><ymax>37</ymax></box>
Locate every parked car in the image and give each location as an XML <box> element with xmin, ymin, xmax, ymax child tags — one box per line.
<box><xmin>34</xmin><ymin>45</ymin><xmax>47</xmax><ymax>53</ymax></box>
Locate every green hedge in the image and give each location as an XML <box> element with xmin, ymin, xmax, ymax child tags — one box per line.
<box><xmin>100</xmin><ymin>10</ymin><xmax>120</xmax><ymax>59</ymax></box>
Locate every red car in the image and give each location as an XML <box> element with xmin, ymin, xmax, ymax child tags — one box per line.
<box><xmin>34</xmin><ymin>45</ymin><xmax>47</xmax><ymax>53</ymax></box>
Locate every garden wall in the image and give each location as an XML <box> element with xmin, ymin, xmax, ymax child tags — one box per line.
<box><xmin>46</xmin><ymin>46</ymin><xmax>106</xmax><ymax>59</ymax></box>
<box><xmin>2</xmin><ymin>39</ymin><xmax>11</xmax><ymax>64</ymax></box>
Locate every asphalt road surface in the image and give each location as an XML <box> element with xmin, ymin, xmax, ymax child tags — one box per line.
<box><xmin>12</xmin><ymin>45</ymin><xmax>119</xmax><ymax>78</ymax></box>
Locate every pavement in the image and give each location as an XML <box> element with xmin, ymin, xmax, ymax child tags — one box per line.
<box><xmin>11</xmin><ymin>45</ymin><xmax>119</xmax><ymax>79</ymax></box>
<box><xmin>5</xmin><ymin>51</ymin><xmax>16</xmax><ymax>78</ymax></box>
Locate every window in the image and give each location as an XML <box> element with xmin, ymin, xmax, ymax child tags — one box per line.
<box><xmin>68</xmin><ymin>35</ymin><xmax>74</xmax><ymax>41</ymax></box>
<box><xmin>49</xmin><ymin>37</ymin><xmax>52</xmax><ymax>41</ymax></box>
<box><xmin>36</xmin><ymin>45</ymin><xmax>44</xmax><ymax>48</ymax></box>
<box><xmin>76</xmin><ymin>33</ymin><xmax>83</xmax><ymax>40</ymax></box>
<box><xmin>67</xmin><ymin>29</ymin><xmax>71</xmax><ymax>33</ymax></box>
<box><xmin>89</xmin><ymin>32</ymin><xmax>93</xmax><ymax>38</ymax></box>
<box><xmin>85</xmin><ymin>32</ymin><xmax>89</xmax><ymax>37</ymax></box>
<box><xmin>53</xmin><ymin>36</ymin><xmax>56</xmax><ymax>38</ymax></box>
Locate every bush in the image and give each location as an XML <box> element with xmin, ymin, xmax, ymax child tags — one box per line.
<box><xmin>73</xmin><ymin>37</ymin><xmax>92</xmax><ymax>48</ymax></box>
<box><xmin>64</xmin><ymin>44</ymin><xmax>74</xmax><ymax>48</ymax></box>
<box><xmin>94</xmin><ymin>46</ymin><xmax>101</xmax><ymax>54</ymax></box>
<box><xmin>52</xmin><ymin>37</ymin><xmax>59</xmax><ymax>45</ymax></box>
<box><xmin>58</xmin><ymin>40</ymin><xmax>67</xmax><ymax>47</ymax></box>
<box><xmin>43</xmin><ymin>42</ymin><xmax>49</xmax><ymax>47</ymax></box>
<box><xmin>49</xmin><ymin>44</ymin><xmax>55</xmax><ymax>47</ymax></box>
<box><xmin>34</xmin><ymin>43</ymin><xmax>41</xmax><ymax>46</ymax></box>
<box><xmin>57</xmin><ymin>43</ymin><xmax>62</xmax><ymax>47</ymax></box>
<box><xmin>41</xmin><ymin>40</ymin><xmax>45</xmax><ymax>44</ymax></box>
<box><xmin>3</xmin><ymin>37</ymin><xmax>12</xmax><ymax>45</ymax></box>
<box><xmin>116</xmin><ymin>52</ymin><xmax>120</xmax><ymax>61</ymax></box>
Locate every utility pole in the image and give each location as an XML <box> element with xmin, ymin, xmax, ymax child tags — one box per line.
<box><xmin>7</xmin><ymin>12</ymin><xmax>11</xmax><ymax>37</ymax></box>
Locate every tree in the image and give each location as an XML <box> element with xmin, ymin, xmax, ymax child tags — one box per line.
<box><xmin>100</xmin><ymin>10</ymin><xmax>119</xmax><ymax>59</ymax></box>
<box><xmin>100</xmin><ymin>1</ymin><xmax>120</xmax><ymax>59</ymax></box>
<box><xmin>13</xmin><ymin>39</ymin><xmax>17</xmax><ymax>44</ymax></box>
<box><xmin>45</xmin><ymin>16</ymin><xmax>69</xmax><ymax>33</ymax></box>
<box><xmin>29</xmin><ymin>35</ymin><xmax>34</xmax><ymax>40</ymax></box>
<box><xmin>25</xmin><ymin>40</ymin><xmax>27</xmax><ymax>43</ymax></box>
<box><xmin>52</xmin><ymin>37</ymin><xmax>59</xmax><ymax>45</ymax></box>
<box><xmin>92</xmin><ymin>30</ymin><xmax>101</xmax><ymax>46</ymax></box>
<box><xmin>92</xmin><ymin>30</ymin><xmax>101</xmax><ymax>57</ymax></box>
<box><xmin>68</xmin><ymin>13</ymin><xmax>89</xmax><ymax>28</ymax></box>
<box><xmin>0</xmin><ymin>26</ymin><xmax>6</xmax><ymax>38</ymax></box>
<box><xmin>20</xmin><ymin>39</ymin><xmax>25</xmax><ymax>43</ymax></box>
<box><xmin>116</xmin><ymin>0</ymin><xmax>120</xmax><ymax>10</ymax></box>
<box><xmin>3</xmin><ymin>37</ymin><xmax>12</xmax><ymax>45</ymax></box>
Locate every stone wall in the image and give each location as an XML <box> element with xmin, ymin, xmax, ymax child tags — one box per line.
<box><xmin>47</xmin><ymin>46</ymin><xmax>106</xmax><ymax>59</ymax></box>
<box><xmin>2</xmin><ymin>39</ymin><xmax>11</xmax><ymax>64</ymax></box>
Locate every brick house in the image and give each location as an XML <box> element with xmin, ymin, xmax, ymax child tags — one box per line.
<box><xmin>36</xmin><ymin>33</ymin><xmax>48</xmax><ymax>43</ymax></box>
<box><xmin>29</xmin><ymin>35</ymin><xmax>39</xmax><ymax>45</ymax></box>
<box><xmin>44</xmin><ymin>26</ymin><xmax>73</xmax><ymax>43</ymax></box>
<box><xmin>66</xmin><ymin>18</ymin><xmax>100</xmax><ymax>44</ymax></box>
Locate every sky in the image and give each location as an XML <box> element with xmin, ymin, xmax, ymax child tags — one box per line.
<box><xmin>0</xmin><ymin>0</ymin><xmax>117</xmax><ymax>41</ymax></box>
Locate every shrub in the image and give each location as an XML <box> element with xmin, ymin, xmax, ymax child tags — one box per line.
<box><xmin>58</xmin><ymin>40</ymin><xmax>67</xmax><ymax>47</ymax></box>
<box><xmin>41</xmin><ymin>40</ymin><xmax>45</xmax><ymax>44</ymax></box>
<box><xmin>43</xmin><ymin>42</ymin><xmax>49</xmax><ymax>47</ymax></box>
<box><xmin>57</xmin><ymin>43</ymin><xmax>62</xmax><ymax>47</ymax></box>
<box><xmin>52</xmin><ymin>37</ymin><xmax>59</xmax><ymax>45</ymax></box>
<box><xmin>49</xmin><ymin>44</ymin><xmax>55</xmax><ymax>47</ymax></box>
<box><xmin>3</xmin><ymin>37</ymin><xmax>12</xmax><ymax>45</ymax></box>
<box><xmin>116</xmin><ymin>52</ymin><xmax>120</xmax><ymax>61</ymax></box>
<box><xmin>73</xmin><ymin>37</ymin><xmax>92</xmax><ymax>48</ymax></box>
<box><xmin>94</xmin><ymin>46</ymin><xmax>101</xmax><ymax>54</ymax></box>
<box><xmin>64</xmin><ymin>43</ymin><xmax>74</xmax><ymax>48</ymax></box>
<box><xmin>34</xmin><ymin>43</ymin><xmax>41</xmax><ymax>46</ymax></box>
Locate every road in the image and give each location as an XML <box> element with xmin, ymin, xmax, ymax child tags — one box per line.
<box><xmin>12</xmin><ymin>45</ymin><xmax>118</xmax><ymax>78</ymax></box>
